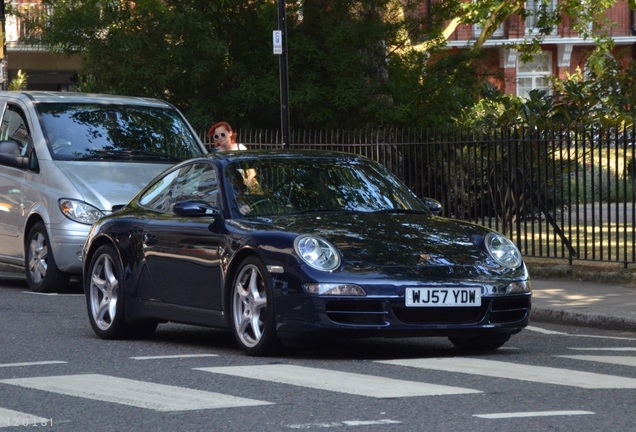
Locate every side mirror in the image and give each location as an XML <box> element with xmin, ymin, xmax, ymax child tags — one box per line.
<box><xmin>173</xmin><ymin>200</ymin><xmax>220</xmax><ymax>217</ymax></box>
<box><xmin>0</xmin><ymin>140</ymin><xmax>27</xmax><ymax>169</ymax></box>
<box><xmin>422</xmin><ymin>197</ymin><xmax>442</xmax><ymax>216</ymax></box>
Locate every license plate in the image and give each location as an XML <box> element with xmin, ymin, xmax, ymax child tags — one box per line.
<box><xmin>405</xmin><ymin>287</ymin><xmax>481</xmax><ymax>307</ymax></box>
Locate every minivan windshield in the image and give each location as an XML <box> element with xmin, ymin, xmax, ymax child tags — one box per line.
<box><xmin>37</xmin><ymin>103</ymin><xmax>205</xmax><ymax>162</ymax></box>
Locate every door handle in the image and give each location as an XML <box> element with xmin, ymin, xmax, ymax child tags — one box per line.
<box><xmin>143</xmin><ymin>233</ymin><xmax>157</xmax><ymax>245</ymax></box>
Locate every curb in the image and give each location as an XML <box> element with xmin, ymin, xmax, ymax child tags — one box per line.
<box><xmin>525</xmin><ymin>259</ymin><xmax>636</xmax><ymax>286</ymax></box>
<box><xmin>531</xmin><ymin>307</ymin><xmax>636</xmax><ymax>333</ymax></box>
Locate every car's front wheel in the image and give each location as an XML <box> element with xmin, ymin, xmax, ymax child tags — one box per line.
<box><xmin>25</xmin><ymin>222</ymin><xmax>70</xmax><ymax>293</ymax></box>
<box><xmin>230</xmin><ymin>256</ymin><xmax>281</xmax><ymax>356</ymax></box>
<box><xmin>449</xmin><ymin>333</ymin><xmax>511</xmax><ymax>351</ymax></box>
<box><xmin>86</xmin><ymin>244</ymin><xmax>157</xmax><ymax>339</ymax></box>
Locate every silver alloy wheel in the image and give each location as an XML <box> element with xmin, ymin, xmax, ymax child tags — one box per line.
<box><xmin>88</xmin><ymin>252</ymin><xmax>119</xmax><ymax>331</ymax></box>
<box><xmin>232</xmin><ymin>263</ymin><xmax>267</xmax><ymax>348</ymax></box>
<box><xmin>27</xmin><ymin>231</ymin><xmax>48</xmax><ymax>284</ymax></box>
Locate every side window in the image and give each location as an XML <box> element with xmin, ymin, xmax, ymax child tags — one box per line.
<box><xmin>138</xmin><ymin>169</ymin><xmax>180</xmax><ymax>212</ymax></box>
<box><xmin>0</xmin><ymin>104</ymin><xmax>31</xmax><ymax>157</ymax></box>
<box><xmin>172</xmin><ymin>163</ymin><xmax>219</xmax><ymax>207</ymax></box>
<box><xmin>138</xmin><ymin>162</ymin><xmax>218</xmax><ymax>213</ymax></box>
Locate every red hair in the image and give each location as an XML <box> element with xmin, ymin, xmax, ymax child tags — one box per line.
<box><xmin>208</xmin><ymin>121</ymin><xmax>236</xmax><ymax>143</ymax></box>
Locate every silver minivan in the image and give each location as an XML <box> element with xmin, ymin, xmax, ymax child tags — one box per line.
<box><xmin>0</xmin><ymin>91</ymin><xmax>207</xmax><ymax>292</ymax></box>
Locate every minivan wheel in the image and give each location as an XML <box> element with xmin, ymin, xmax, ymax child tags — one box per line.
<box><xmin>25</xmin><ymin>222</ymin><xmax>70</xmax><ymax>293</ymax></box>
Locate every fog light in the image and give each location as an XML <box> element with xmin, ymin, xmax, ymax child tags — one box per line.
<box><xmin>506</xmin><ymin>281</ymin><xmax>531</xmax><ymax>294</ymax></box>
<box><xmin>303</xmin><ymin>283</ymin><xmax>366</xmax><ymax>296</ymax></box>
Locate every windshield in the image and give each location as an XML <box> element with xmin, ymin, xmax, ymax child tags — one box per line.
<box><xmin>37</xmin><ymin>103</ymin><xmax>204</xmax><ymax>162</ymax></box>
<box><xmin>225</xmin><ymin>158</ymin><xmax>429</xmax><ymax>217</ymax></box>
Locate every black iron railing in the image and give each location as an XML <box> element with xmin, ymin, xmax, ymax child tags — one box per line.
<box><xmin>201</xmin><ymin>126</ymin><xmax>636</xmax><ymax>266</ymax></box>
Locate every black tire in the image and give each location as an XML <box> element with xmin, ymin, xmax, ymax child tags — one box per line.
<box><xmin>230</xmin><ymin>256</ymin><xmax>282</xmax><ymax>356</ymax></box>
<box><xmin>86</xmin><ymin>244</ymin><xmax>157</xmax><ymax>340</ymax></box>
<box><xmin>25</xmin><ymin>221</ymin><xmax>70</xmax><ymax>293</ymax></box>
<box><xmin>449</xmin><ymin>334</ymin><xmax>511</xmax><ymax>351</ymax></box>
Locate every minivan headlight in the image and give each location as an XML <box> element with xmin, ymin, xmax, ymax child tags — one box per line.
<box><xmin>485</xmin><ymin>232</ymin><xmax>522</xmax><ymax>269</ymax></box>
<box><xmin>59</xmin><ymin>199</ymin><xmax>104</xmax><ymax>225</ymax></box>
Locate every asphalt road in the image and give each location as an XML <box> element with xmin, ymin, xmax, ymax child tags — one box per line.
<box><xmin>1</xmin><ymin>277</ymin><xmax>636</xmax><ymax>432</ymax></box>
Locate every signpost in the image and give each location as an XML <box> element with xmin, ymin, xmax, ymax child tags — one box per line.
<box><xmin>0</xmin><ymin>0</ymin><xmax>6</xmax><ymax>90</ymax></box>
<box><xmin>275</xmin><ymin>1</ymin><xmax>290</xmax><ymax>149</ymax></box>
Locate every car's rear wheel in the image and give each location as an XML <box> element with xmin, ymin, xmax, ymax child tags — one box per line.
<box><xmin>86</xmin><ymin>244</ymin><xmax>157</xmax><ymax>339</ymax></box>
<box><xmin>230</xmin><ymin>256</ymin><xmax>281</xmax><ymax>356</ymax></box>
<box><xmin>449</xmin><ymin>333</ymin><xmax>511</xmax><ymax>351</ymax></box>
<box><xmin>25</xmin><ymin>222</ymin><xmax>70</xmax><ymax>293</ymax></box>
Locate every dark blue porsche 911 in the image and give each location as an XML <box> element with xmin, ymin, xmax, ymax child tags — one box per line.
<box><xmin>82</xmin><ymin>150</ymin><xmax>531</xmax><ymax>356</ymax></box>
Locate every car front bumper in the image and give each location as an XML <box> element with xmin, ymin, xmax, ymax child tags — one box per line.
<box><xmin>48</xmin><ymin>223</ymin><xmax>91</xmax><ymax>273</ymax></box>
<box><xmin>274</xmin><ymin>292</ymin><xmax>531</xmax><ymax>341</ymax></box>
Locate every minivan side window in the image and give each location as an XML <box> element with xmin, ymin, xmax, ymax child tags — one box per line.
<box><xmin>0</xmin><ymin>104</ymin><xmax>31</xmax><ymax>157</ymax></box>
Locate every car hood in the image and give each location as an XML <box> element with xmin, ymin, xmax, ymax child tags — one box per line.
<box><xmin>237</xmin><ymin>212</ymin><xmax>522</xmax><ymax>277</ymax></box>
<box><xmin>56</xmin><ymin>161</ymin><xmax>170</xmax><ymax>212</ymax></box>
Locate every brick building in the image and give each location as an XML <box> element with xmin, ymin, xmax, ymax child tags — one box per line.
<box><xmin>434</xmin><ymin>1</ymin><xmax>636</xmax><ymax>97</ymax></box>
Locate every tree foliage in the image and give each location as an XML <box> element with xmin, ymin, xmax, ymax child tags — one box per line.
<box><xmin>11</xmin><ymin>0</ymin><xmax>635</xmax><ymax>131</ymax></box>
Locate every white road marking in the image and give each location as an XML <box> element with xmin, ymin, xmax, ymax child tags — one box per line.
<box><xmin>0</xmin><ymin>407</ymin><xmax>51</xmax><ymax>428</ymax></box>
<box><xmin>527</xmin><ymin>326</ymin><xmax>636</xmax><ymax>341</ymax></box>
<box><xmin>526</xmin><ymin>325</ymin><xmax>568</xmax><ymax>335</ymax></box>
<box><xmin>474</xmin><ymin>410</ymin><xmax>594</xmax><ymax>419</ymax></box>
<box><xmin>572</xmin><ymin>334</ymin><xmax>636</xmax><ymax>341</ymax></box>
<box><xmin>0</xmin><ymin>374</ymin><xmax>271</xmax><ymax>411</ymax></box>
<box><xmin>130</xmin><ymin>354</ymin><xmax>218</xmax><ymax>360</ymax></box>
<box><xmin>376</xmin><ymin>357</ymin><xmax>636</xmax><ymax>389</ymax></box>
<box><xmin>568</xmin><ymin>347</ymin><xmax>636</xmax><ymax>351</ymax></box>
<box><xmin>22</xmin><ymin>291</ymin><xmax>83</xmax><ymax>297</ymax></box>
<box><xmin>288</xmin><ymin>419</ymin><xmax>401</xmax><ymax>429</ymax></box>
<box><xmin>195</xmin><ymin>364</ymin><xmax>480</xmax><ymax>398</ymax></box>
<box><xmin>557</xmin><ymin>355</ymin><xmax>636</xmax><ymax>367</ymax></box>
<box><xmin>0</xmin><ymin>361</ymin><xmax>67</xmax><ymax>368</ymax></box>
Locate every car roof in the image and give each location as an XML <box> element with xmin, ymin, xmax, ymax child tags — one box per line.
<box><xmin>0</xmin><ymin>91</ymin><xmax>173</xmax><ymax>108</ymax></box>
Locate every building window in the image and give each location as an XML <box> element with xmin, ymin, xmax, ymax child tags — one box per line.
<box><xmin>517</xmin><ymin>51</ymin><xmax>552</xmax><ymax>98</ymax></box>
<box><xmin>525</xmin><ymin>0</ymin><xmax>557</xmax><ymax>36</ymax></box>
<box><xmin>473</xmin><ymin>0</ymin><xmax>504</xmax><ymax>39</ymax></box>
<box><xmin>473</xmin><ymin>23</ymin><xmax>504</xmax><ymax>39</ymax></box>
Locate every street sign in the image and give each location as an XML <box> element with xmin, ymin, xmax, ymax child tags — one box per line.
<box><xmin>273</xmin><ymin>30</ymin><xmax>282</xmax><ymax>55</ymax></box>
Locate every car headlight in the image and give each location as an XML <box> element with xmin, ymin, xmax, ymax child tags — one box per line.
<box><xmin>59</xmin><ymin>199</ymin><xmax>104</xmax><ymax>225</ymax></box>
<box><xmin>485</xmin><ymin>232</ymin><xmax>522</xmax><ymax>269</ymax></box>
<box><xmin>294</xmin><ymin>235</ymin><xmax>340</xmax><ymax>271</ymax></box>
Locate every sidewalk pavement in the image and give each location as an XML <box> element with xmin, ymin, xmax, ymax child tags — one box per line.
<box><xmin>531</xmin><ymin>278</ymin><xmax>636</xmax><ymax>332</ymax></box>
<box><xmin>1</xmin><ymin>267</ymin><xmax>635</xmax><ymax>332</ymax></box>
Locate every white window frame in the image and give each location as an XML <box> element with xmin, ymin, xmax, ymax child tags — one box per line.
<box><xmin>473</xmin><ymin>0</ymin><xmax>504</xmax><ymax>39</ymax></box>
<box><xmin>525</xmin><ymin>0</ymin><xmax>558</xmax><ymax>36</ymax></box>
<box><xmin>516</xmin><ymin>51</ymin><xmax>552</xmax><ymax>99</ymax></box>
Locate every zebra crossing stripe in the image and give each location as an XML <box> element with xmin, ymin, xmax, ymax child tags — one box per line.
<box><xmin>0</xmin><ymin>374</ymin><xmax>271</xmax><ymax>411</ymax></box>
<box><xmin>376</xmin><ymin>358</ymin><xmax>636</xmax><ymax>389</ymax></box>
<box><xmin>0</xmin><ymin>361</ymin><xmax>66</xmax><ymax>368</ymax></box>
<box><xmin>557</xmin><ymin>355</ymin><xmax>636</xmax><ymax>368</ymax></box>
<box><xmin>195</xmin><ymin>364</ymin><xmax>480</xmax><ymax>397</ymax></box>
<box><xmin>130</xmin><ymin>354</ymin><xmax>219</xmax><ymax>360</ymax></box>
<box><xmin>474</xmin><ymin>410</ymin><xmax>595</xmax><ymax>419</ymax></box>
